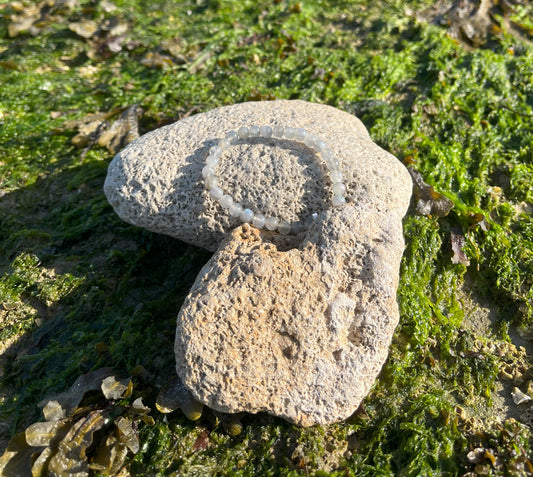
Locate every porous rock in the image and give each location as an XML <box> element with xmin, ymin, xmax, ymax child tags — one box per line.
<box><xmin>104</xmin><ymin>100</ymin><xmax>412</xmax><ymax>251</ymax></box>
<box><xmin>175</xmin><ymin>201</ymin><xmax>406</xmax><ymax>426</ymax></box>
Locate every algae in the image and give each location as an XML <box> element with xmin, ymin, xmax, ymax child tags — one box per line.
<box><xmin>1</xmin><ymin>0</ymin><xmax>533</xmax><ymax>475</ymax></box>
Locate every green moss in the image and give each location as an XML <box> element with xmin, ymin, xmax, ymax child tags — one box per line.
<box><xmin>0</xmin><ymin>253</ymin><xmax>83</xmax><ymax>341</ymax></box>
<box><xmin>1</xmin><ymin>0</ymin><xmax>533</xmax><ymax>474</ymax></box>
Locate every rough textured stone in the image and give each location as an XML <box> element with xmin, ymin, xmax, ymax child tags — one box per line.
<box><xmin>104</xmin><ymin>99</ymin><xmax>413</xmax><ymax>426</ymax></box>
<box><xmin>175</xmin><ymin>201</ymin><xmax>406</xmax><ymax>426</ymax></box>
<box><xmin>104</xmin><ymin>100</ymin><xmax>412</xmax><ymax>251</ymax></box>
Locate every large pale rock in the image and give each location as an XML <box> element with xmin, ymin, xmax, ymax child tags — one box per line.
<box><xmin>175</xmin><ymin>201</ymin><xmax>405</xmax><ymax>426</ymax></box>
<box><xmin>104</xmin><ymin>100</ymin><xmax>412</xmax><ymax>251</ymax></box>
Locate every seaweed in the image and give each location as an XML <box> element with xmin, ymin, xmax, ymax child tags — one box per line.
<box><xmin>1</xmin><ymin>0</ymin><xmax>533</xmax><ymax>474</ymax></box>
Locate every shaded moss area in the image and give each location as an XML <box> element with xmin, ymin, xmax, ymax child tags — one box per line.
<box><xmin>1</xmin><ymin>0</ymin><xmax>532</xmax><ymax>475</ymax></box>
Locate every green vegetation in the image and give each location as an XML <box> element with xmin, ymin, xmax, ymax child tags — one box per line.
<box><xmin>1</xmin><ymin>0</ymin><xmax>532</xmax><ymax>474</ymax></box>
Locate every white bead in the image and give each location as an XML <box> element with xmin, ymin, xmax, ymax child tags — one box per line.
<box><xmin>284</xmin><ymin>126</ymin><xmax>295</xmax><ymax>139</ymax></box>
<box><xmin>314</xmin><ymin>139</ymin><xmax>327</xmax><ymax>151</ymax></box>
<box><xmin>278</xmin><ymin>221</ymin><xmax>291</xmax><ymax>235</ymax></box>
<box><xmin>201</xmin><ymin>165</ymin><xmax>215</xmax><ymax>178</ymax></box>
<box><xmin>332</xmin><ymin>195</ymin><xmax>346</xmax><ymax>207</ymax></box>
<box><xmin>260</xmin><ymin>125</ymin><xmax>272</xmax><ymax>138</ymax></box>
<box><xmin>332</xmin><ymin>182</ymin><xmax>346</xmax><ymax>195</ymax></box>
<box><xmin>265</xmin><ymin>217</ymin><xmax>279</xmax><ymax>231</ymax></box>
<box><xmin>209</xmin><ymin>146</ymin><xmax>222</xmax><ymax>157</ymax></box>
<box><xmin>294</xmin><ymin>128</ymin><xmax>307</xmax><ymax>142</ymax></box>
<box><xmin>240</xmin><ymin>208</ymin><xmax>254</xmax><ymax>223</ymax></box>
<box><xmin>322</xmin><ymin>149</ymin><xmax>339</xmax><ymax>170</ymax></box>
<box><xmin>249</xmin><ymin>125</ymin><xmax>260</xmax><ymax>137</ymax></box>
<box><xmin>225</xmin><ymin>130</ymin><xmax>238</xmax><ymax>144</ymax></box>
<box><xmin>206</xmin><ymin>155</ymin><xmax>219</xmax><ymax>167</ymax></box>
<box><xmin>229</xmin><ymin>202</ymin><xmax>243</xmax><ymax>217</ymax></box>
<box><xmin>326</xmin><ymin>157</ymin><xmax>340</xmax><ymax>171</ymax></box>
<box><xmin>220</xmin><ymin>194</ymin><xmax>233</xmax><ymax>209</ymax></box>
<box><xmin>330</xmin><ymin>170</ymin><xmax>343</xmax><ymax>183</ymax></box>
<box><xmin>209</xmin><ymin>186</ymin><xmax>223</xmax><ymax>200</ymax></box>
<box><xmin>304</xmin><ymin>134</ymin><xmax>317</xmax><ymax>148</ymax></box>
<box><xmin>218</xmin><ymin>138</ymin><xmax>231</xmax><ymax>149</ymax></box>
<box><xmin>205</xmin><ymin>175</ymin><xmax>218</xmax><ymax>188</ymax></box>
<box><xmin>252</xmin><ymin>214</ymin><xmax>266</xmax><ymax>229</ymax></box>
<box><xmin>321</xmin><ymin>147</ymin><xmax>333</xmax><ymax>160</ymax></box>
<box><xmin>237</xmin><ymin>126</ymin><xmax>249</xmax><ymax>139</ymax></box>
<box><xmin>272</xmin><ymin>125</ymin><xmax>284</xmax><ymax>137</ymax></box>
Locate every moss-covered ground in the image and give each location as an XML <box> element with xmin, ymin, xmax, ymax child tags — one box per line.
<box><xmin>1</xmin><ymin>0</ymin><xmax>533</xmax><ymax>475</ymax></box>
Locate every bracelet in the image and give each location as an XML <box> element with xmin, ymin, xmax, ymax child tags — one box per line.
<box><xmin>202</xmin><ymin>125</ymin><xmax>347</xmax><ymax>235</ymax></box>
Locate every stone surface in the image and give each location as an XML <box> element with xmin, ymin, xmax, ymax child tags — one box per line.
<box><xmin>104</xmin><ymin>99</ymin><xmax>413</xmax><ymax>425</ymax></box>
<box><xmin>104</xmin><ymin>100</ymin><xmax>412</xmax><ymax>251</ymax></box>
<box><xmin>175</xmin><ymin>201</ymin><xmax>406</xmax><ymax>426</ymax></box>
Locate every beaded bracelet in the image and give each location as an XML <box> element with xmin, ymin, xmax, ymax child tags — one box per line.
<box><xmin>202</xmin><ymin>125</ymin><xmax>347</xmax><ymax>235</ymax></box>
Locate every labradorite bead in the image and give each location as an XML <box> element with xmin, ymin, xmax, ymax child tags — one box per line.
<box><xmin>238</xmin><ymin>126</ymin><xmax>249</xmax><ymax>139</ymax></box>
<box><xmin>330</xmin><ymin>170</ymin><xmax>343</xmax><ymax>183</ymax></box>
<box><xmin>278</xmin><ymin>221</ymin><xmax>291</xmax><ymax>235</ymax></box>
<box><xmin>220</xmin><ymin>194</ymin><xmax>233</xmax><ymax>209</ymax></box>
<box><xmin>209</xmin><ymin>186</ymin><xmax>223</xmax><ymax>200</ymax></box>
<box><xmin>240</xmin><ymin>208</ymin><xmax>254</xmax><ymax>223</ymax></box>
<box><xmin>260</xmin><ymin>125</ymin><xmax>273</xmax><ymax>138</ymax></box>
<box><xmin>294</xmin><ymin>128</ymin><xmax>307</xmax><ymax>142</ymax></box>
<box><xmin>332</xmin><ymin>182</ymin><xmax>346</xmax><ymax>196</ymax></box>
<box><xmin>229</xmin><ymin>203</ymin><xmax>243</xmax><ymax>217</ymax></box>
<box><xmin>202</xmin><ymin>165</ymin><xmax>215</xmax><ymax>178</ymax></box>
<box><xmin>206</xmin><ymin>155</ymin><xmax>219</xmax><ymax>167</ymax></box>
<box><xmin>225</xmin><ymin>130</ymin><xmax>238</xmax><ymax>144</ymax></box>
<box><xmin>272</xmin><ymin>125</ymin><xmax>284</xmax><ymax>137</ymax></box>
<box><xmin>252</xmin><ymin>214</ymin><xmax>266</xmax><ymax>229</ymax></box>
<box><xmin>205</xmin><ymin>176</ymin><xmax>218</xmax><ymax>188</ymax></box>
<box><xmin>209</xmin><ymin>145</ymin><xmax>222</xmax><ymax>157</ymax></box>
<box><xmin>332</xmin><ymin>195</ymin><xmax>346</xmax><ymax>207</ymax></box>
<box><xmin>265</xmin><ymin>217</ymin><xmax>279</xmax><ymax>231</ymax></box>
<box><xmin>284</xmin><ymin>126</ymin><xmax>295</xmax><ymax>139</ymax></box>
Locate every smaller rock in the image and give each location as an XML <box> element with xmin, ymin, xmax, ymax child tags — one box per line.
<box><xmin>175</xmin><ymin>201</ymin><xmax>406</xmax><ymax>426</ymax></box>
